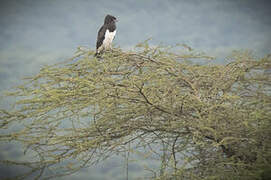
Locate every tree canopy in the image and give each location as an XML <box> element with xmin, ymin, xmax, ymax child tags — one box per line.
<box><xmin>0</xmin><ymin>41</ymin><xmax>271</xmax><ymax>179</ymax></box>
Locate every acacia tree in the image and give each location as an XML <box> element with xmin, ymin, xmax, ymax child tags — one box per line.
<box><xmin>0</xmin><ymin>41</ymin><xmax>271</xmax><ymax>179</ymax></box>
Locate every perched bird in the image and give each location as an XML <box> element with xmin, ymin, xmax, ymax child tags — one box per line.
<box><xmin>95</xmin><ymin>15</ymin><xmax>117</xmax><ymax>56</ymax></box>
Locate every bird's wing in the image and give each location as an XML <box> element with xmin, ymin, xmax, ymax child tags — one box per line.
<box><xmin>96</xmin><ymin>25</ymin><xmax>106</xmax><ymax>50</ymax></box>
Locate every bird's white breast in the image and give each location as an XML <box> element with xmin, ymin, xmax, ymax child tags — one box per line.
<box><xmin>103</xmin><ymin>30</ymin><xmax>116</xmax><ymax>49</ymax></box>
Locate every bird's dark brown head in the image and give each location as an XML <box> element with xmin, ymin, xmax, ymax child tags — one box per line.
<box><xmin>104</xmin><ymin>15</ymin><xmax>117</xmax><ymax>25</ymax></box>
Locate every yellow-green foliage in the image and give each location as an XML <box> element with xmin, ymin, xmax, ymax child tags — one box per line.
<box><xmin>0</xmin><ymin>42</ymin><xmax>271</xmax><ymax>179</ymax></box>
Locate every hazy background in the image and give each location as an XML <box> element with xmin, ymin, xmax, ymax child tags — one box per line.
<box><xmin>0</xmin><ymin>0</ymin><xmax>271</xmax><ymax>179</ymax></box>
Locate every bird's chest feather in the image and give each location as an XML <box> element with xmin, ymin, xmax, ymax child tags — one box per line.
<box><xmin>103</xmin><ymin>29</ymin><xmax>116</xmax><ymax>48</ymax></box>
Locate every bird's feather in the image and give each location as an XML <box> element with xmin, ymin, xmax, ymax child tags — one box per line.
<box><xmin>103</xmin><ymin>29</ymin><xmax>116</xmax><ymax>49</ymax></box>
<box><xmin>96</xmin><ymin>26</ymin><xmax>106</xmax><ymax>50</ymax></box>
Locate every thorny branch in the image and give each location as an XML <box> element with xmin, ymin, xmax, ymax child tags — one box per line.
<box><xmin>0</xmin><ymin>44</ymin><xmax>270</xmax><ymax>179</ymax></box>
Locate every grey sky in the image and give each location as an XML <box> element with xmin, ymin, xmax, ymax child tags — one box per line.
<box><xmin>0</xmin><ymin>0</ymin><xmax>271</xmax><ymax>89</ymax></box>
<box><xmin>0</xmin><ymin>0</ymin><xmax>271</xmax><ymax>179</ymax></box>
